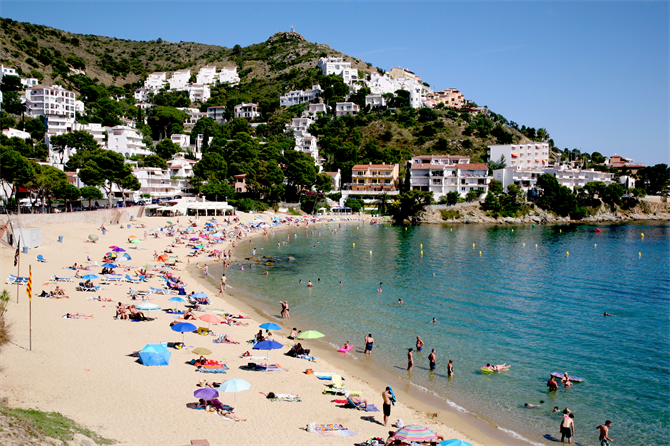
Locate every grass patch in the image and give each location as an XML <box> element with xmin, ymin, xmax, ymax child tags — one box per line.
<box><xmin>440</xmin><ymin>209</ymin><xmax>461</xmax><ymax>220</ymax></box>
<box><xmin>0</xmin><ymin>406</ymin><xmax>114</xmax><ymax>444</ymax></box>
<box><xmin>288</xmin><ymin>207</ymin><xmax>302</xmax><ymax>216</ymax></box>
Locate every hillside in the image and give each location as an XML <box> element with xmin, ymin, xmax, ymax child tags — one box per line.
<box><xmin>0</xmin><ymin>18</ymin><xmax>545</xmax><ymax>166</ymax></box>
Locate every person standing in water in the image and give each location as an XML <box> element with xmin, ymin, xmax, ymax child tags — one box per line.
<box><xmin>416</xmin><ymin>336</ymin><xmax>424</xmax><ymax>352</ymax></box>
<box><xmin>407</xmin><ymin>348</ymin><xmax>414</xmax><ymax>371</ymax></box>
<box><xmin>428</xmin><ymin>349</ymin><xmax>436</xmax><ymax>371</ymax></box>
<box><xmin>364</xmin><ymin>334</ymin><xmax>374</xmax><ymax>354</ymax></box>
<box><xmin>596</xmin><ymin>421</ymin><xmax>613</xmax><ymax>445</ymax></box>
<box><xmin>447</xmin><ymin>359</ymin><xmax>454</xmax><ymax>376</ymax></box>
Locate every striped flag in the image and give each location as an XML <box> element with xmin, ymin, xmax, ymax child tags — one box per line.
<box><xmin>13</xmin><ymin>238</ymin><xmax>20</xmax><ymax>266</ymax></box>
<box><xmin>27</xmin><ymin>265</ymin><xmax>32</xmax><ymax>300</ymax></box>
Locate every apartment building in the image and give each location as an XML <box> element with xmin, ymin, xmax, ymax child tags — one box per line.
<box><xmin>171</xmin><ymin>134</ymin><xmax>190</xmax><ymax>150</ymax></box>
<box><xmin>166</xmin><ymin>153</ymin><xmax>196</xmax><ymax>191</ymax></box>
<box><xmin>218</xmin><ymin>67</ymin><xmax>240</xmax><ymax>85</ymax></box>
<box><xmin>318</xmin><ymin>57</ymin><xmax>358</xmax><ymax>84</ymax></box>
<box><xmin>426</xmin><ymin>89</ymin><xmax>466</xmax><ymax>109</ymax></box>
<box><xmin>168</xmin><ymin>69</ymin><xmax>191</xmax><ymax>91</ymax></box>
<box><xmin>73</xmin><ymin>122</ymin><xmax>107</xmax><ymax>147</ymax></box>
<box><xmin>25</xmin><ymin>85</ymin><xmax>77</xmax><ymax>136</ymax></box>
<box><xmin>196</xmin><ymin>66</ymin><xmax>218</xmax><ymax>85</ymax></box>
<box><xmin>409</xmin><ymin>155</ymin><xmax>489</xmax><ymax>199</ymax></box>
<box><xmin>349</xmin><ymin>163</ymin><xmax>400</xmax><ymax>192</ymax></box>
<box><xmin>389</xmin><ymin>67</ymin><xmax>421</xmax><ymax>82</ymax></box>
<box><xmin>302</xmin><ymin>103</ymin><xmax>330</xmax><ymax>118</ymax></box>
<box><xmin>335</xmin><ymin>102</ymin><xmax>360</xmax><ymax>117</ymax></box>
<box><xmin>489</xmin><ymin>143</ymin><xmax>550</xmax><ymax>169</ymax></box>
<box><xmin>234</xmin><ymin>103</ymin><xmax>260</xmax><ymax>120</ymax></box>
<box><xmin>144</xmin><ymin>72</ymin><xmax>167</xmax><ymax>92</ymax></box>
<box><xmin>107</xmin><ymin>126</ymin><xmax>151</xmax><ymax>157</ymax></box>
<box><xmin>134</xmin><ymin>88</ymin><xmax>149</xmax><ymax>103</ymax></box>
<box><xmin>131</xmin><ymin>167</ymin><xmax>182</xmax><ymax>198</ymax></box>
<box><xmin>280</xmin><ymin>85</ymin><xmax>322</xmax><ymax>107</ymax></box>
<box><xmin>286</xmin><ymin>117</ymin><xmax>314</xmax><ymax>134</ymax></box>
<box><xmin>186</xmin><ymin>83</ymin><xmax>210</xmax><ymax>103</ymax></box>
<box><xmin>365</xmin><ymin>94</ymin><xmax>386</xmax><ymax>108</ymax></box>
<box><xmin>493</xmin><ymin>166</ymin><xmax>614</xmax><ymax>192</ymax></box>
<box><xmin>207</xmin><ymin>106</ymin><xmax>227</xmax><ymax>123</ymax></box>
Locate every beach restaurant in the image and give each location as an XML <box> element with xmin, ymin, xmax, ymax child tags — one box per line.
<box><xmin>145</xmin><ymin>201</ymin><xmax>236</xmax><ymax>217</ymax></box>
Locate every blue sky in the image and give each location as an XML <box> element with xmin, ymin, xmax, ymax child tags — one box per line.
<box><xmin>3</xmin><ymin>1</ymin><xmax>668</xmax><ymax>165</ymax></box>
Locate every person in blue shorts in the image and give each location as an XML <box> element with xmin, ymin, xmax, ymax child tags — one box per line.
<box><xmin>364</xmin><ymin>334</ymin><xmax>374</xmax><ymax>355</ymax></box>
<box><xmin>429</xmin><ymin>349</ymin><xmax>436</xmax><ymax>370</ymax></box>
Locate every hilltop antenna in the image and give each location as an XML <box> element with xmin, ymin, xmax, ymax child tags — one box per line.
<box><xmin>290</xmin><ymin>25</ymin><xmax>295</xmax><ymax>32</ymax></box>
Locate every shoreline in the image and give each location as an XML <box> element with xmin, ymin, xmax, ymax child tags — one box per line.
<box><xmin>195</xmin><ymin>220</ymin><xmax>538</xmax><ymax>446</ymax></box>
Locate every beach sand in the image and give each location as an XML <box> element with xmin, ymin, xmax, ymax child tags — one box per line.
<box><xmin>0</xmin><ymin>213</ymin><xmax>508</xmax><ymax>446</ymax></box>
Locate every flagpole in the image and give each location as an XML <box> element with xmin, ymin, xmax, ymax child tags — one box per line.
<box><xmin>16</xmin><ymin>237</ymin><xmax>20</xmax><ymax>304</ymax></box>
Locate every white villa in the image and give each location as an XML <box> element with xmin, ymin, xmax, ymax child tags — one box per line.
<box><xmin>207</xmin><ymin>106</ymin><xmax>227</xmax><ymax>123</ymax></box>
<box><xmin>130</xmin><ymin>167</ymin><xmax>182</xmax><ymax>199</ymax></box>
<box><xmin>489</xmin><ymin>143</ymin><xmax>551</xmax><ymax>170</ymax></box>
<box><xmin>167</xmin><ymin>153</ymin><xmax>196</xmax><ymax>191</ymax></box>
<box><xmin>286</xmin><ymin>117</ymin><xmax>313</xmax><ymax>135</ymax></box>
<box><xmin>409</xmin><ymin>155</ymin><xmax>490</xmax><ymax>199</ymax></box>
<box><xmin>325</xmin><ymin>170</ymin><xmax>341</xmax><ymax>191</ymax></box>
<box><xmin>493</xmin><ymin>166</ymin><xmax>615</xmax><ymax>193</ymax></box>
<box><xmin>365</xmin><ymin>94</ymin><xmax>386</xmax><ymax>108</ymax></box>
<box><xmin>294</xmin><ymin>133</ymin><xmax>321</xmax><ymax>168</ymax></box>
<box><xmin>168</xmin><ymin>69</ymin><xmax>191</xmax><ymax>91</ymax></box>
<box><xmin>171</xmin><ymin>134</ymin><xmax>190</xmax><ymax>150</ymax></box>
<box><xmin>144</xmin><ymin>72</ymin><xmax>167</xmax><ymax>92</ymax></box>
<box><xmin>186</xmin><ymin>84</ymin><xmax>210</xmax><ymax>103</ymax></box>
<box><xmin>335</xmin><ymin>102</ymin><xmax>360</xmax><ymax>117</ymax></box>
<box><xmin>218</xmin><ymin>67</ymin><xmax>240</xmax><ymax>85</ymax></box>
<box><xmin>234</xmin><ymin>103</ymin><xmax>260</xmax><ymax>120</ymax></box>
<box><xmin>73</xmin><ymin>122</ymin><xmax>107</xmax><ymax>147</ymax></box>
<box><xmin>107</xmin><ymin>126</ymin><xmax>151</xmax><ymax>157</ymax></box>
<box><xmin>302</xmin><ymin>103</ymin><xmax>330</xmax><ymax>118</ymax></box>
<box><xmin>2</xmin><ymin>128</ymin><xmax>31</xmax><ymax>140</ymax></box>
<box><xmin>318</xmin><ymin>57</ymin><xmax>358</xmax><ymax>84</ymax></box>
<box><xmin>196</xmin><ymin>66</ymin><xmax>218</xmax><ymax>85</ymax></box>
<box><xmin>134</xmin><ymin>88</ymin><xmax>149</xmax><ymax>103</ymax></box>
<box><xmin>25</xmin><ymin>85</ymin><xmax>77</xmax><ymax>137</ymax></box>
<box><xmin>280</xmin><ymin>85</ymin><xmax>322</xmax><ymax>107</ymax></box>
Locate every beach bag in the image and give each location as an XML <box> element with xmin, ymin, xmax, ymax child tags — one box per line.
<box><xmin>266</xmin><ymin>392</ymin><xmax>276</xmax><ymax>399</ymax></box>
<box><xmin>395</xmin><ymin>418</ymin><xmax>404</xmax><ymax>428</ymax></box>
<box><xmin>305</xmin><ymin>368</ymin><xmax>313</xmax><ymax>375</ymax></box>
<box><xmin>306</xmin><ymin>422</ymin><xmax>316</xmax><ymax>433</ymax></box>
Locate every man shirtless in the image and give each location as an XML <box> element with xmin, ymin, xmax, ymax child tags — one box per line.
<box><xmin>428</xmin><ymin>349</ymin><xmax>436</xmax><ymax>371</ymax></box>
<box><xmin>381</xmin><ymin>387</ymin><xmax>393</xmax><ymax>427</ymax></box>
<box><xmin>364</xmin><ymin>334</ymin><xmax>374</xmax><ymax>355</ymax></box>
<box><xmin>596</xmin><ymin>421</ymin><xmax>613</xmax><ymax>445</ymax></box>
<box><xmin>560</xmin><ymin>413</ymin><xmax>575</xmax><ymax>444</ymax></box>
<box><xmin>407</xmin><ymin>348</ymin><xmax>414</xmax><ymax>371</ymax></box>
<box><xmin>416</xmin><ymin>335</ymin><xmax>424</xmax><ymax>352</ymax></box>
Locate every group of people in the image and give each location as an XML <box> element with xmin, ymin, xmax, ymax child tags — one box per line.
<box><xmin>279</xmin><ymin>301</ymin><xmax>290</xmax><ymax>319</ymax></box>
<box><xmin>547</xmin><ymin>372</ymin><xmax>574</xmax><ymax>391</ymax></box>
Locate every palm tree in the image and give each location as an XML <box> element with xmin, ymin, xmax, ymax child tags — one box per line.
<box><xmin>378</xmin><ymin>192</ymin><xmax>389</xmax><ymax>215</ymax></box>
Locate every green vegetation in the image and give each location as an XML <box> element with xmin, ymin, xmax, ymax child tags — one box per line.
<box><xmin>0</xmin><ymin>406</ymin><xmax>114</xmax><ymax>444</ymax></box>
<box><xmin>0</xmin><ymin>290</ymin><xmax>10</xmax><ymax>354</ymax></box>
<box><xmin>440</xmin><ymin>209</ymin><xmax>462</xmax><ymax>220</ymax></box>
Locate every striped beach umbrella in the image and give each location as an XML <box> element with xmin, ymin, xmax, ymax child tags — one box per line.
<box><xmin>394</xmin><ymin>425</ymin><xmax>438</xmax><ymax>442</ymax></box>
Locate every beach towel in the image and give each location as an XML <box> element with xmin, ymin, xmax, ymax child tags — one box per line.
<box><xmin>314</xmin><ymin>424</ymin><xmax>345</xmax><ymax>431</ymax></box>
<box><xmin>268</xmin><ymin>395</ymin><xmax>301</xmax><ymax>402</ymax></box>
<box><xmin>196</xmin><ymin>367</ymin><xmax>227</xmax><ymax>374</ymax></box>
<box><xmin>316</xmin><ymin>430</ymin><xmax>358</xmax><ymax>437</ymax></box>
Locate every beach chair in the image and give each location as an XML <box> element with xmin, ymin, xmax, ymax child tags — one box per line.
<box><xmin>345</xmin><ymin>393</ymin><xmax>367</xmax><ymax>410</ymax></box>
<box><xmin>104</xmin><ymin>275</ymin><xmax>124</xmax><ymax>282</ymax></box>
<box><xmin>197</xmin><ymin>327</ymin><xmax>210</xmax><ymax>336</ymax></box>
<box><xmin>150</xmin><ymin>287</ymin><xmax>170</xmax><ymax>295</ymax></box>
<box><xmin>125</xmin><ymin>275</ymin><xmax>140</xmax><ymax>284</ymax></box>
<box><xmin>36</xmin><ymin>254</ymin><xmax>47</xmax><ymax>262</ymax></box>
<box><xmin>322</xmin><ymin>375</ymin><xmax>360</xmax><ymax>395</ymax></box>
<box><xmin>6</xmin><ymin>275</ymin><xmax>17</xmax><ymax>284</ymax></box>
<box><xmin>9</xmin><ymin>275</ymin><xmax>29</xmax><ymax>285</ymax></box>
<box><xmin>54</xmin><ymin>276</ymin><xmax>73</xmax><ymax>282</ymax></box>
<box><xmin>138</xmin><ymin>275</ymin><xmax>149</xmax><ymax>282</ymax></box>
<box><xmin>128</xmin><ymin>287</ymin><xmax>152</xmax><ymax>297</ymax></box>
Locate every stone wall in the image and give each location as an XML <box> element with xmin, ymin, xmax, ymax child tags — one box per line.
<box><xmin>0</xmin><ymin>208</ymin><xmax>144</xmax><ymax>227</ymax></box>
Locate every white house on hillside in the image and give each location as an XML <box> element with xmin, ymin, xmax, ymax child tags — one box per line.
<box><xmin>207</xmin><ymin>106</ymin><xmax>227</xmax><ymax>123</ymax></box>
<box><xmin>489</xmin><ymin>143</ymin><xmax>550</xmax><ymax>170</ymax></box>
<box><xmin>302</xmin><ymin>103</ymin><xmax>330</xmax><ymax>118</ymax></box>
<box><xmin>107</xmin><ymin>126</ymin><xmax>151</xmax><ymax>157</ymax></box>
<box><xmin>186</xmin><ymin>84</ymin><xmax>210</xmax><ymax>103</ymax></box>
<box><xmin>365</xmin><ymin>94</ymin><xmax>386</xmax><ymax>108</ymax></box>
<box><xmin>196</xmin><ymin>66</ymin><xmax>218</xmax><ymax>85</ymax></box>
<box><xmin>171</xmin><ymin>134</ymin><xmax>190</xmax><ymax>150</ymax></box>
<box><xmin>409</xmin><ymin>155</ymin><xmax>489</xmax><ymax>199</ymax></box>
<box><xmin>318</xmin><ymin>57</ymin><xmax>358</xmax><ymax>84</ymax></box>
<box><xmin>218</xmin><ymin>67</ymin><xmax>240</xmax><ymax>85</ymax></box>
<box><xmin>286</xmin><ymin>117</ymin><xmax>314</xmax><ymax>135</ymax></box>
<box><xmin>335</xmin><ymin>102</ymin><xmax>360</xmax><ymax>117</ymax></box>
<box><xmin>144</xmin><ymin>72</ymin><xmax>167</xmax><ymax>92</ymax></box>
<box><xmin>2</xmin><ymin>128</ymin><xmax>31</xmax><ymax>140</ymax></box>
<box><xmin>168</xmin><ymin>69</ymin><xmax>191</xmax><ymax>91</ymax></box>
<box><xmin>493</xmin><ymin>166</ymin><xmax>614</xmax><ymax>193</ymax></box>
<box><xmin>74</xmin><ymin>122</ymin><xmax>107</xmax><ymax>147</ymax></box>
<box><xmin>234</xmin><ymin>103</ymin><xmax>260</xmax><ymax>120</ymax></box>
<box><xmin>25</xmin><ymin>85</ymin><xmax>77</xmax><ymax>137</ymax></box>
<box><xmin>134</xmin><ymin>88</ymin><xmax>149</xmax><ymax>103</ymax></box>
<box><xmin>280</xmin><ymin>85</ymin><xmax>322</xmax><ymax>107</ymax></box>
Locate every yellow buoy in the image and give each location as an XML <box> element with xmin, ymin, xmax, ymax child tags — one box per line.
<box><xmin>639</xmin><ymin>252</ymin><xmax>642</xmax><ymax>257</ymax></box>
<box><xmin>421</xmin><ymin>250</ymin><xmax>424</xmax><ymax>256</ymax></box>
<box><xmin>560</xmin><ymin>229</ymin><xmax>562</xmax><ymax>233</ymax></box>
<box><xmin>641</xmin><ymin>233</ymin><xmax>645</xmax><ymax>238</ymax></box>
<box><xmin>479</xmin><ymin>251</ymin><xmax>482</xmax><ymax>256</ymax></box>
<box><xmin>566</xmin><ymin>251</ymin><xmax>570</xmax><ymax>256</ymax></box>
<box><xmin>405</xmin><ymin>227</ymin><xmax>407</xmax><ymax>231</ymax></box>
<box><xmin>353</xmin><ymin>243</ymin><xmax>355</xmax><ymax>247</ymax></box>
<box><xmin>535</xmin><ymin>244</ymin><xmax>538</xmax><ymax>248</ymax></box>
<box><xmin>369</xmin><ymin>250</ymin><xmax>372</xmax><ymax>255</ymax></box>
<box><xmin>523</xmin><ymin>243</ymin><xmax>525</xmax><ymax>247</ymax></box>
<box><xmin>420</xmin><ymin>244</ymin><xmax>423</xmax><ymax>249</ymax></box>
<box><xmin>450</xmin><ymin>228</ymin><xmax>453</xmax><ymax>232</ymax></box>
<box><xmin>472</xmin><ymin>243</ymin><xmax>475</xmax><ymax>248</ymax></box>
<box><xmin>512</xmin><ymin>229</ymin><xmax>514</xmax><ymax>232</ymax></box>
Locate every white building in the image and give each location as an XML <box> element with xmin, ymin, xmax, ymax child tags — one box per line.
<box><xmin>186</xmin><ymin>83</ymin><xmax>210</xmax><ymax>103</ymax></box>
<box><xmin>294</xmin><ymin>133</ymin><xmax>321</xmax><ymax>167</ymax></box>
<box><xmin>218</xmin><ymin>67</ymin><xmax>240</xmax><ymax>85</ymax></box>
<box><xmin>286</xmin><ymin>117</ymin><xmax>314</xmax><ymax>134</ymax></box>
<box><xmin>280</xmin><ymin>85</ymin><xmax>322</xmax><ymax>107</ymax></box>
<box><xmin>365</xmin><ymin>94</ymin><xmax>386</xmax><ymax>108</ymax></box>
<box><xmin>389</xmin><ymin>67</ymin><xmax>421</xmax><ymax>82</ymax></box>
<box><xmin>493</xmin><ymin>166</ymin><xmax>614</xmax><ymax>193</ymax></box>
<box><xmin>171</xmin><ymin>134</ymin><xmax>190</xmax><ymax>150</ymax></box>
<box><xmin>2</xmin><ymin>128</ymin><xmax>31</xmax><ymax>140</ymax></box>
<box><xmin>20</xmin><ymin>78</ymin><xmax>39</xmax><ymax>88</ymax></box>
<box><xmin>367</xmin><ymin>73</ymin><xmax>396</xmax><ymax>95</ymax></box>
<box><xmin>107</xmin><ymin>126</ymin><xmax>151</xmax><ymax>157</ymax></box>
<box><xmin>207</xmin><ymin>106</ymin><xmax>227</xmax><ymax>123</ymax></box>
<box><xmin>409</xmin><ymin>155</ymin><xmax>489</xmax><ymax>199</ymax></box>
<box><xmin>195</xmin><ymin>134</ymin><xmax>213</xmax><ymax>153</ymax></box>
<box><xmin>302</xmin><ymin>103</ymin><xmax>330</xmax><ymax>118</ymax></box>
<box><xmin>134</xmin><ymin>88</ymin><xmax>150</xmax><ymax>103</ymax></box>
<box><xmin>325</xmin><ymin>169</ymin><xmax>341</xmax><ymax>191</ymax></box>
<box><xmin>234</xmin><ymin>103</ymin><xmax>260</xmax><ymax>120</ymax></box>
<box><xmin>144</xmin><ymin>72</ymin><xmax>167</xmax><ymax>92</ymax></box>
<box><xmin>0</xmin><ymin>65</ymin><xmax>17</xmax><ymax>82</ymax></box>
<box><xmin>318</xmin><ymin>57</ymin><xmax>358</xmax><ymax>84</ymax></box>
<box><xmin>73</xmin><ymin>122</ymin><xmax>107</xmax><ymax>147</ymax></box>
<box><xmin>168</xmin><ymin>69</ymin><xmax>191</xmax><ymax>91</ymax></box>
<box><xmin>196</xmin><ymin>66</ymin><xmax>218</xmax><ymax>85</ymax></box>
<box><xmin>335</xmin><ymin>102</ymin><xmax>360</xmax><ymax>117</ymax></box>
<box><xmin>131</xmin><ymin>167</ymin><xmax>182</xmax><ymax>199</ymax></box>
<box><xmin>489</xmin><ymin>143</ymin><xmax>551</xmax><ymax>170</ymax></box>
<box><xmin>167</xmin><ymin>153</ymin><xmax>196</xmax><ymax>191</ymax></box>
<box><xmin>25</xmin><ymin>85</ymin><xmax>77</xmax><ymax>137</ymax></box>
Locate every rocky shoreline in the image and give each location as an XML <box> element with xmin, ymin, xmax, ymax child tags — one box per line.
<box><xmin>419</xmin><ymin>200</ymin><xmax>670</xmax><ymax>225</ymax></box>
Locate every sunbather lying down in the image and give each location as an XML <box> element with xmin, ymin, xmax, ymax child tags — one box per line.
<box><xmin>348</xmin><ymin>395</ymin><xmax>368</xmax><ymax>408</ymax></box>
<box><xmin>217</xmin><ymin>409</ymin><xmax>246</xmax><ymax>421</ymax></box>
<box><xmin>63</xmin><ymin>313</ymin><xmax>93</xmax><ymax>319</ymax></box>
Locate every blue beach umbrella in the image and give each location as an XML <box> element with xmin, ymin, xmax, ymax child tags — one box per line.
<box><xmin>171</xmin><ymin>322</ymin><xmax>197</xmax><ymax>344</ymax></box>
<box><xmin>192</xmin><ymin>292</ymin><xmax>208</xmax><ymax>299</ymax></box>
<box><xmin>81</xmin><ymin>274</ymin><xmax>99</xmax><ymax>280</ymax></box>
<box><xmin>440</xmin><ymin>440</ymin><xmax>474</xmax><ymax>446</ymax></box>
<box><xmin>136</xmin><ymin>303</ymin><xmax>161</xmax><ymax>311</ymax></box>
<box><xmin>218</xmin><ymin>378</ymin><xmax>251</xmax><ymax>412</ymax></box>
<box><xmin>259</xmin><ymin>322</ymin><xmax>282</xmax><ymax>331</ymax></box>
<box><xmin>112</xmin><ymin>247</ymin><xmax>126</xmax><ymax>252</ymax></box>
<box><xmin>139</xmin><ymin>344</ymin><xmax>171</xmax><ymax>366</ymax></box>
<box><xmin>252</xmin><ymin>340</ymin><xmax>283</xmax><ymax>371</ymax></box>
<box><xmin>122</xmin><ymin>253</ymin><xmax>132</xmax><ymax>261</ymax></box>
<box><xmin>102</xmin><ymin>263</ymin><xmax>117</xmax><ymax>268</ymax></box>
<box><xmin>168</xmin><ymin>297</ymin><xmax>186</xmax><ymax>302</ymax></box>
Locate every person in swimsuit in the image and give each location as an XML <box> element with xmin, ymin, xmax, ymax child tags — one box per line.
<box><xmin>381</xmin><ymin>387</ymin><xmax>393</xmax><ymax>427</ymax></box>
<box><xmin>560</xmin><ymin>413</ymin><xmax>575</xmax><ymax>444</ymax></box>
<box><xmin>407</xmin><ymin>348</ymin><xmax>414</xmax><ymax>371</ymax></box>
<box><xmin>364</xmin><ymin>334</ymin><xmax>374</xmax><ymax>355</ymax></box>
<box><xmin>548</xmin><ymin>376</ymin><xmax>559</xmax><ymax>391</ymax></box>
<box><xmin>429</xmin><ymin>349</ymin><xmax>436</xmax><ymax>370</ymax></box>
<box><xmin>307</xmin><ymin>280</ymin><xmax>313</xmax><ymax>287</ymax></box>
<box><xmin>447</xmin><ymin>359</ymin><xmax>454</xmax><ymax>376</ymax></box>
<box><xmin>416</xmin><ymin>336</ymin><xmax>424</xmax><ymax>352</ymax></box>
<box><xmin>596</xmin><ymin>420</ymin><xmax>613</xmax><ymax>446</ymax></box>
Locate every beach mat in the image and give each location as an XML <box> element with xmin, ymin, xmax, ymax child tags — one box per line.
<box><xmin>316</xmin><ymin>430</ymin><xmax>358</xmax><ymax>437</ymax></box>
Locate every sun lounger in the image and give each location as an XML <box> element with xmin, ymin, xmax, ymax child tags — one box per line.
<box><xmin>138</xmin><ymin>275</ymin><xmax>149</xmax><ymax>282</ymax></box>
<box><xmin>196</xmin><ymin>365</ymin><xmax>227</xmax><ymax>374</ymax></box>
<box><xmin>6</xmin><ymin>274</ymin><xmax>26</xmax><ymax>285</ymax></box>
<box><xmin>36</xmin><ymin>254</ymin><xmax>47</xmax><ymax>262</ymax></box>
<box><xmin>76</xmin><ymin>284</ymin><xmax>100</xmax><ymax>292</ymax></box>
<box><xmin>150</xmin><ymin>287</ymin><xmax>171</xmax><ymax>295</ymax></box>
<box><xmin>128</xmin><ymin>287</ymin><xmax>152</xmax><ymax>296</ymax></box>
<box><xmin>53</xmin><ymin>276</ymin><xmax>72</xmax><ymax>282</ymax></box>
<box><xmin>124</xmin><ymin>275</ymin><xmax>140</xmax><ymax>283</ymax></box>
<box><xmin>104</xmin><ymin>275</ymin><xmax>124</xmax><ymax>282</ymax></box>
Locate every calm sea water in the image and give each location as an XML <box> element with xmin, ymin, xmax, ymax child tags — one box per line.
<box><xmin>225</xmin><ymin>222</ymin><xmax>670</xmax><ymax>445</ymax></box>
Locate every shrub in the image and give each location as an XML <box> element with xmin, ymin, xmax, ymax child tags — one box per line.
<box><xmin>440</xmin><ymin>209</ymin><xmax>461</xmax><ymax>220</ymax></box>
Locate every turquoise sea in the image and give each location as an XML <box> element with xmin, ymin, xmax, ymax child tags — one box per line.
<box><xmin>224</xmin><ymin>222</ymin><xmax>670</xmax><ymax>445</ymax></box>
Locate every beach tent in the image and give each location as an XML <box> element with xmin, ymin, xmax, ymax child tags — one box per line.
<box><xmin>139</xmin><ymin>344</ymin><xmax>171</xmax><ymax>366</ymax></box>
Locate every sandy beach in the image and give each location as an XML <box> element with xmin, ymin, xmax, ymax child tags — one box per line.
<box><xmin>0</xmin><ymin>212</ymin><xmax>507</xmax><ymax>446</ymax></box>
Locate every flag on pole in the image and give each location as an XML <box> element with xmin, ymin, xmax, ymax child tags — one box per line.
<box><xmin>14</xmin><ymin>238</ymin><xmax>20</xmax><ymax>266</ymax></box>
<box><xmin>27</xmin><ymin>265</ymin><xmax>32</xmax><ymax>300</ymax></box>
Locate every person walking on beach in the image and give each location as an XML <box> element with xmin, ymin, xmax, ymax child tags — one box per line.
<box><xmin>428</xmin><ymin>349</ymin><xmax>436</xmax><ymax>371</ymax></box>
<box><xmin>560</xmin><ymin>413</ymin><xmax>575</xmax><ymax>444</ymax></box>
<box><xmin>407</xmin><ymin>348</ymin><xmax>414</xmax><ymax>371</ymax></box>
<box><xmin>596</xmin><ymin>420</ymin><xmax>613</xmax><ymax>445</ymax></box>
<box><xmin>221</xmin><ymin>274</ymin><xmax>227</xmax><ymax>290</ymax></box>
<box><xmin>416</xmin><ymin>336</ymin><xmax>424</xmax><ymax>352</ymax></box>
<box><xmin>381</xmin><ymin>387</ymin><xmax>393</xmax><ymax>427</ymax></box>
<box><xmin>364</xmin><ymin>334</ymin><xmax>374</xmax><ymax>354</ymax></box>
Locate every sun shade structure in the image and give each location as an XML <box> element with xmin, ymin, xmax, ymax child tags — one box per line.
<box><xmin>394</xmin><ymin>426</ymin><xmax>438</xmax><ymax>442</ymax></box>
<box><xmin>194</xmin><ymin>387</ymin><xmax>218</xmax><ymax>400</ymax></box>
<box><xmin>88</xmin><ymin>234</ymin><xmax>98</xmax><ymax>241</ymax></box>
<box><xmin>252</xmin><ymin>340</ymin><xmax>283</xmax><ymax>371</ymax></box>
<box><xmin>171</xmin><ymin>322</ymin><xmax>197</xmax><ymax>344</ymax></box>
<box><xmin>136</xmin><ymin>303</ymin><xmax>161</xmax><ymax>311</ymax></box>
<box><xmin>139</xmin><ymin>344</ymin><xmax>171</xmax><ymax>366</ymax></box>
<box><xmin>439</xmin><ymin>440</ymin><xmax>474</xmax><ymax>446</ymax></box>
<box><xmin>259</xmin><ymin>322</ymin><xmax>281</xmax><ymax>331</ymax></box>
<box><xmin>218</xmin><ymin>378</ymin><xmax>251</xmax><ymax>412</ymax></box>
<box><xmin>192</xmin><ymin>347</ymin><xmax>212</xmax><ymax>356</ymax></box>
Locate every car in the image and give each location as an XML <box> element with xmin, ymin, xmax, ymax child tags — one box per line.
<box><xmin>136</xmin><ymin>200</ymin><xmax>147</xmax><ymax>205</ymax></box>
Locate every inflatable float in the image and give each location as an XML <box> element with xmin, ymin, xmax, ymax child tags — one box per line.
<box><xmin>551</xmin><ymin>372</ymin><xmax>584</xmax><ymax>382</ymax></box>
<box><xmin>338</xmin><ymin>344</ymin><xmax>354</xmax><ymax>353</ymax></box>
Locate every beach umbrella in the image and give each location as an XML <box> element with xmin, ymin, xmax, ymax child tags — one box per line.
<box><xmin>259</xmin><ymin>322</ymin><xmax>282</xmax><ymax>331</ymax></box>
<box><xmin>194</xmin><ymin>387</ymin><xmax>218</xmax><ymax>400</ymax></box>
<box><xmin>192</xmin><ymin>347</ymin><xmax>212</xmax><ymax>356</ymax></box>
<box><xmin>440</xmin><ymin>440</ymin><xmax>474</xmax><ymax>446</ymax></box>
<box><xmin>199</xmin><ymin>313</ymin><xmax>222</xmax><ymax>328</ymax></box>
<box><xmin>166</xmin><ymin>221</ymin><xmax>174</xmax><ymax>226</ymax></box>
<box><xmin>171</xmin><ymin>322</ymin><xmax>197</xmax><ymax>344</ymax></box>
<box><xmin>168</xmin><ymin>297</ymin><xmax>186</xmax><ymax>302</ymax></box>
<box><xmin>297</xmin><ymin>330</ymin><xmax>324</xmax><ymax>351</ymax></box>
<box><xmin>394</xmin><ymin>426</ymin><xmax>437</xmax><ymax>443</ymax></box>
<box><xmin>122</xmin><ymin>253</ymin><xmax>132</xmax><ymax>261</ymax></box>
<box><xmin>195</xmin><ymin>245</ymin><xmax>204</xmax><ymax>249</ymax></box>
<box><xmin>218</xmin><ymin>378</ymin><xmax>251</xmax><ymax>412</ymax></box>
<box><xmin>112</xmin><ymin>247</ymin><xmax>126</xmax><ymax>252</ymax></box>
<box><xmin>136</xmin><ymin>303</ymin><xmax>161</xmax><ymax>311</ymax></box>
<box><xmin>109</xmin><ymin>245</ymin><xmax>120</xmax><ymax>249</ymax></box>
<box><xmin>88</xmin><ymin>234</ymin><xmax>98</xmax><ymax>242</ymax></box>
<box><xmin>130</xmin><ymin>239</ymin><xmax>142</xmax><ymax>243</ymax></box>
<box><xmin>81</xmin><ymin>274</ymin><xmax>99</xmax><ymax>280</ymax></box>
<box><xmin>192</xmin><ymin>292</ymin><xmax>208</xmax><ymax>299</ymax></box>
<box><xmin>128</xmin><ymin>235</ymin><xmax>138</xmax><ymax>239</ymax></box>
<box><xmin>252</xmin><ymin>340</ymin><xmax>283</xmax><ymax>371</ymax></box>
<box><xmin>138</xmin><ymin>344</ymin><xmax>171</xmax><ymax>366</ymax></box>
<box><xmin>102</xmin><ymin>263</ymin><xmax>117</xmax><ymax>268</ymax></box>
<box><xmin>190</xmin><ymin>237</ymin><xmax>199</xmax><ymax>241</ymax></box>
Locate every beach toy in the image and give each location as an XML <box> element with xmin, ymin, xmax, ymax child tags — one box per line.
<box><xmin>481</xmin><ymin>367</ymin><xmax>494</xmax><ymax>374</ymax></box>
<box><xmin>338</xmin><ymin>344</ymin><xmax>354</xmax><ymax>353</ymax></box>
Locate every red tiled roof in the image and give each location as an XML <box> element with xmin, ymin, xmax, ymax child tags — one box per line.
<box><xmin>352</xmin><ymin>164</ymin><xmax>396</xmax><ymax>170</ymax></box>
<box><xmin>457</xmin><ymin>163</ymin><xmax>488</xmax><ymax>170</ymax></box>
